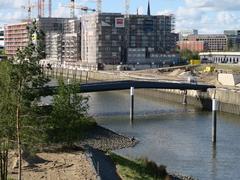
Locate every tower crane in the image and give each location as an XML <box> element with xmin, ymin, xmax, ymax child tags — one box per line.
<box><xmin>38</xmin><ymin>0</ymin><xmax>45</xmax><ymax>17</ymax></box>
<box><xmin>62</xmin><ymin>0</ymin><xmax>96</xmax><ymax>18</ymax></box>
<box><xmin>49</xmin><ymin>0</ymin><xmax>52</xmax><ymax>17</ymax></box>
<box><xmin>80</xmin><ymin>0</ymin><xmax>102</xmax><ymax>13</ymax></box>
<box><xmin>21</xmin><ymin>0</ymin><xmax>36</xmax><ymax>22</ymax></box>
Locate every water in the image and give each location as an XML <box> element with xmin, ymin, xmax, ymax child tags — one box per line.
<box><xmin>88</xmin><ymin>90</ymin><xmax>240</xmax><ymax>180</ymax></box>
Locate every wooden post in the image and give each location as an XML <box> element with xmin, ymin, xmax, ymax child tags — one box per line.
<box><xmin>130</xmin><ymin>87</ymin><xmax>134</xmax><ymax>127</ymax></box>
<box><xmin>80</xmin><ymin>71</ymin><xmax>82</xmax><ymax>82</ymax></box>
<box><xmin>212</xmin><ymin>98</ymin><xmax>218</xmax><ymax>143</ymax></box>
<box><xmin>86</xmin><ymin>71</ymin><xmax>88</xmax><ymax>84</ymax></box>
<box><xmin>182</xmin><ymin>90</ymin><xmax>187</xmax><ymax>105</ymax></box>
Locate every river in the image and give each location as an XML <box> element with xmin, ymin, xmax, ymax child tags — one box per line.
<box><xmin>88</xmin><ymin>90</ymin><xmax>240</xmax><ymax>180</ymax></box>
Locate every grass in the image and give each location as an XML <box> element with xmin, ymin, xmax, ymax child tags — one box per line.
<box><xmin>109</xmin><ymin>153</ymin><xmax>169</xmax><ymax>180</ymax></box>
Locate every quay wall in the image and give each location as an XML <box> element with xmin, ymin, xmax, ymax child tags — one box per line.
<box><xmin>45</xmin><ymin>68</ymin><xmax>240</xmax><ymax>115</ymax></box>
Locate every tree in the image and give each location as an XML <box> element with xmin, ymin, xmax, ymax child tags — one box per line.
<box><xmin>0</xmin><ymin>49</ymin><xmax>5</xmax><ymax>56</ymax></box>
<box><xmin>180</xmin><ymin>49</ymin><xmax>200</xmax><ymax>62</ymax></box>
<box><xmin>46</xmin><ymin>78</ymin><xmax>94</xmax><ymax>148</ymax></box>
<box><xmin>0</xmin><ymin>61</ymin><xmax>15</xmax><ymax>180</ymax></box>
<box><xmin>0</xmin><ymin>20</ymin><xmax>49</xmax><ymax>180</ymax></box>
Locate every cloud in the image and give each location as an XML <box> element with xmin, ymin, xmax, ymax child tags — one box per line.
<box><xmin>137</xmin><ymin>6</ymin><xmax>144</xmax><ymax>15</ymax></box>
<box><xmin>184</xmin><ymin>0</ymin><xmax>240</xmax><ymax>11</ymax></box>
<box><xmin>174</xmin><ymin>0</ymin><xmax>240</xmax><ymax>33</ymax></box>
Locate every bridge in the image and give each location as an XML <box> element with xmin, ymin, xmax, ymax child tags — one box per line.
<box><xmin>40</xmin><ymin>80</ymin><xmax>215</xmax><ymax>96</ymax></box>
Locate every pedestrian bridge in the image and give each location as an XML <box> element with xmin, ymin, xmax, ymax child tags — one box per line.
<box><xmin>40</xmin><ymin>80</ymin><xmax>215</xmax><ymax>96</ymax></box>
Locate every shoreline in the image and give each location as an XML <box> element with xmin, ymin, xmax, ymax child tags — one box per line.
<box><xmin>78</xmin><ymin>125</ymin><xmax>138</xmax><ymax>151</ymax></box>
<box><xmin>80</xmin><ymin>125</ymin><xmax>196</xmax><ymax>180</ymax></box>
<box><xmin>8</xmin><ymin>124</ymin><xmax>196</xmax><ymax>180</ymax></box>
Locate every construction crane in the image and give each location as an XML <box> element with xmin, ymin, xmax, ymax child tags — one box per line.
<box><xmin>124</xmin><ymin>0</ymin><xmax>131</xmax><ymax>63</ymax></box>
<box><xmin>22</xmin><ymin>0</ymin><xmax>36</xmax><ymax>22</ymax></box>
<box><xmin>38</xmin><ymin>0</ymin><xmax>45</xmax><ymax>17</ymax></box>
<box><xmin>125</xmin><ymin>0</ymin><xmax>130</xmax><ymax>18</ymax></box>
<box><xmin>82</xmin><ymin>0</ymin><xmax>102</xmax><ymax>13</ymax></box>
<box><xmin>49</xmin><ymin>0</ymin><xmax>52</xmax><ymax>17</ymax></box>
<box><xmin>63</xmin><ymin>0</ymin><xmax>96</xmax><ymax>18</ymax></box>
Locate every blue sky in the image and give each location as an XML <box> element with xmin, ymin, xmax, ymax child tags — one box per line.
<box><xmin>1</xmin><ymin>0</ymin><xmax>240</xmax><ymax>33</ymax></box>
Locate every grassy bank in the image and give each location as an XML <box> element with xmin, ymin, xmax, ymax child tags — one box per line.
<box><xmin>109</xmin><ymin>153</ymin><xmax>170</xmax><ymax>180</ymax></box>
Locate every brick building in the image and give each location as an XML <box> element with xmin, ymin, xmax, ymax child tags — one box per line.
<box><xmin>177</xmin><ymin>40</ymin><xmax>206</xmax><ymax>52</ymax></box>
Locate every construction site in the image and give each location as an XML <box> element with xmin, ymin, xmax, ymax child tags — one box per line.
<box><xmin>4</xmin><ymin>0</ymin><xmax>178</xmax><ymax>70</ymax></box>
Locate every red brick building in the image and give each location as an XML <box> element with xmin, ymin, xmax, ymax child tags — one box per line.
<box><xmin>177</xmin><ymin>40</ymin><xmax>206</xmax><ymax>52</ymax></box>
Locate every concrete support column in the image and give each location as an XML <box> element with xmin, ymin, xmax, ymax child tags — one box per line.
<box><xmin>182</xmin><ymin>90</ymin><xmax>187</xmax><ymax>105</ymax></box>
<box><xmin>130</xmin><ymin>87</ymin><xmax>134</xmax><ymax>127</ymax></box>
<box><xmin>212</xmin><ymin>98</ymin><xmax>218</xmax><ymax>143</ymax></box>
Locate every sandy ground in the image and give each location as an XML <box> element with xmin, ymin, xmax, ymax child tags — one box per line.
<box><xmin>7</xmin><ymin>125</ymin><xmax>137</xmax><ymax>180</ymax></box>
<box><xmin>9</xmin><ymin>152</ymin><xmax>98</xmax><ymax>180</ymax></box>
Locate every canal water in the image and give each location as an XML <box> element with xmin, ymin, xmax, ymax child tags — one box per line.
<box><xmin>88</xmin><ymin>90</ymin><xmax>240</xmax><ymax>180</ymax></box>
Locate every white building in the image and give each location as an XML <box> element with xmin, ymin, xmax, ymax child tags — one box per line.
<box><xmin>0</xmin><ymin>27</ymin><xmax>4</xmax><ymax>50</ymax></box>
<box><xmin>178</xmin><ymin>29</ymin><xmax>198</xmax><ymax>41</ymax></box>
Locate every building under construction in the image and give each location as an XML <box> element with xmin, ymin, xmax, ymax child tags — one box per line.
<box><xmin>4</xmin><ymin>1</ymin><xmax>178</xmax><ymax>68</ymax></box>
<box><xmin>81</xmin><ymin>12</ymin><xmax>177</xmax><ymax>67</ymax></box>
<box><xmin>37</xmin><ymin>17</ymin><xmax>81</xmax><ymax>63</ymax></box>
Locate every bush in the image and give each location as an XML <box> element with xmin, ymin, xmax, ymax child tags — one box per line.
<box><xmin>141</xmin><ymin>157</ymin><xmax>168</xmax><ymax>178</ymax></box>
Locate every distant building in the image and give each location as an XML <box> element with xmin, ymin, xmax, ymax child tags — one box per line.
<box><xmin>4</xmin><ymin>1</ymin><xmax>178</xmax><ymax>68</ymax></box>
<box><xmin>0</xmin><ymin>27</ymin><xmax>4</xmax><ymax>50</ymax></box>
<box><xmin>37</xmin><ymin>17</ymin><xmax>81</xmax><ymax>63</ymax></box>
<box><xmin>178</xmin><ymin>29</ymin><xmax>198</xmax><ymax>41</ymax></box>
<box><xmin>200</xmin><ymin>52</ymin><xmax>240</xmax><ymax>64</ymax></box>
<box><xmin>186</xmin><ymin>34</ymin><xmax>228</xmax><ymax>52</ymax></box>
<box><xmin>81</xmin><ymin>12</ymin><xmax>177</xmax><ymax>66</ymax></box>
<box><xmin>4</xmin><ymin>22</ymin><xmax>29</xmax><ymax>57</ymax></box>
<box><xmin>177</xmin><ymin>40</ymin><xmax>206</xmax><ymax>52</ymax></box>
<box><xmin>224</xmin><ymin>30</ymin><xmax>240</xmax><ymax>51</ymax></box>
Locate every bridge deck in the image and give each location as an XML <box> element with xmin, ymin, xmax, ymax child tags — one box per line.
<box><xmin>40</xmin><ymin>80</ymin><xmax>215</xmax><ymax>96</ymax></box>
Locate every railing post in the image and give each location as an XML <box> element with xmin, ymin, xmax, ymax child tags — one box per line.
<box><xmin>130</xmin><ymin>87</ymin><xmax>134</xmax><ymax>127</ymax></box>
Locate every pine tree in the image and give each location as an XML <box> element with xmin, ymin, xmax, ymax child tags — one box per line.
<box><xmin>47</xmin><ymin>78</ymin><xmax>95</xmax><ymax>148</ymax></box>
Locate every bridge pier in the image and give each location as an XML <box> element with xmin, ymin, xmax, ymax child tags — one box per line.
<box><xmin>212</xmin><ymin>98</ymin><xmax>218</xmax><ymax>143</ymax></box>
<box><xmin>182</xmin><ymin>90</ymin><xmax>187</xmax><ymax>105</ymax></box>
<box><xmin>130</xmin><ymin>87</ymin><xmax>134</xmax><ymax>127</ymax></box>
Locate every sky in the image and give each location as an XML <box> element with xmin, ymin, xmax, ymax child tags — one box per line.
<box><xmin>1</xmin><ymin>0</ymin><xmax>240</xmax><ymax>33</ymax></box>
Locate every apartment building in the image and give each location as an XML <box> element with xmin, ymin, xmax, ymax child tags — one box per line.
<box><xmin>81</xmin><ymin>13</ymin><xmax>177</xmax><ymax>66</ymax></box>
<box><xmin>4</xmin><ymin>22</ymin><xmax>29</xmax><ymax>57</ymax></box>
<box><xmin>187</xmin><ymin>34</ymin><xmax>228</xmax><ymax>52</ymax></box>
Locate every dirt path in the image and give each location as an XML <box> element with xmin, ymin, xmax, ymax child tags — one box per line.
<box><xmin>9</xmin><ymin>152</ymin><xmax>97</xmax><ymax>180</ymax></box>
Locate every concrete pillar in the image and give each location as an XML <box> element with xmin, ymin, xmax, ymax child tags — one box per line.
<box><xmin>182</xmin><ymin>90</ymin><xmax>187</xmax><ymax>105</ymax></box>
<box><xmin>212</xmin><ymin>98</ymin><xmax>218</xmax><ymax>143</ymax></box>
<box><xmin>130</xmin><ymin>87</ymin><xmax>134</xmax><ymax>127</ymax></box>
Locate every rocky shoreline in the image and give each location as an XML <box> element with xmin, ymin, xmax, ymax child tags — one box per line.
<box><xmin>78</xmin><ymin>125</ymin><xmax>138</xmax><ymax>151</ymax></box>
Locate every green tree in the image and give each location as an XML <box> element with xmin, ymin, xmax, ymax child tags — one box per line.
<box><xmin>0</xmin><ymin>61</ymin><xmax>15</xmax><ymax>180</ymax></box>
<box><xmin>0</xmin><ymin>49</ymin><xmax>5</xmax><ymax>55</ymax></box>
<box><xmin>0</xmin><ymin>20</ymin><xmax>49</xmax><ymax>180</ymax></box>
<box><xmin>180</xmin><ymin>49</ymin><xmax>200</xmax><ymax>61</ymax></box>
<box><xmin>46</xmin><ymin>78</ymin><xmax>94</xmax><ymax>148</ymax></box>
